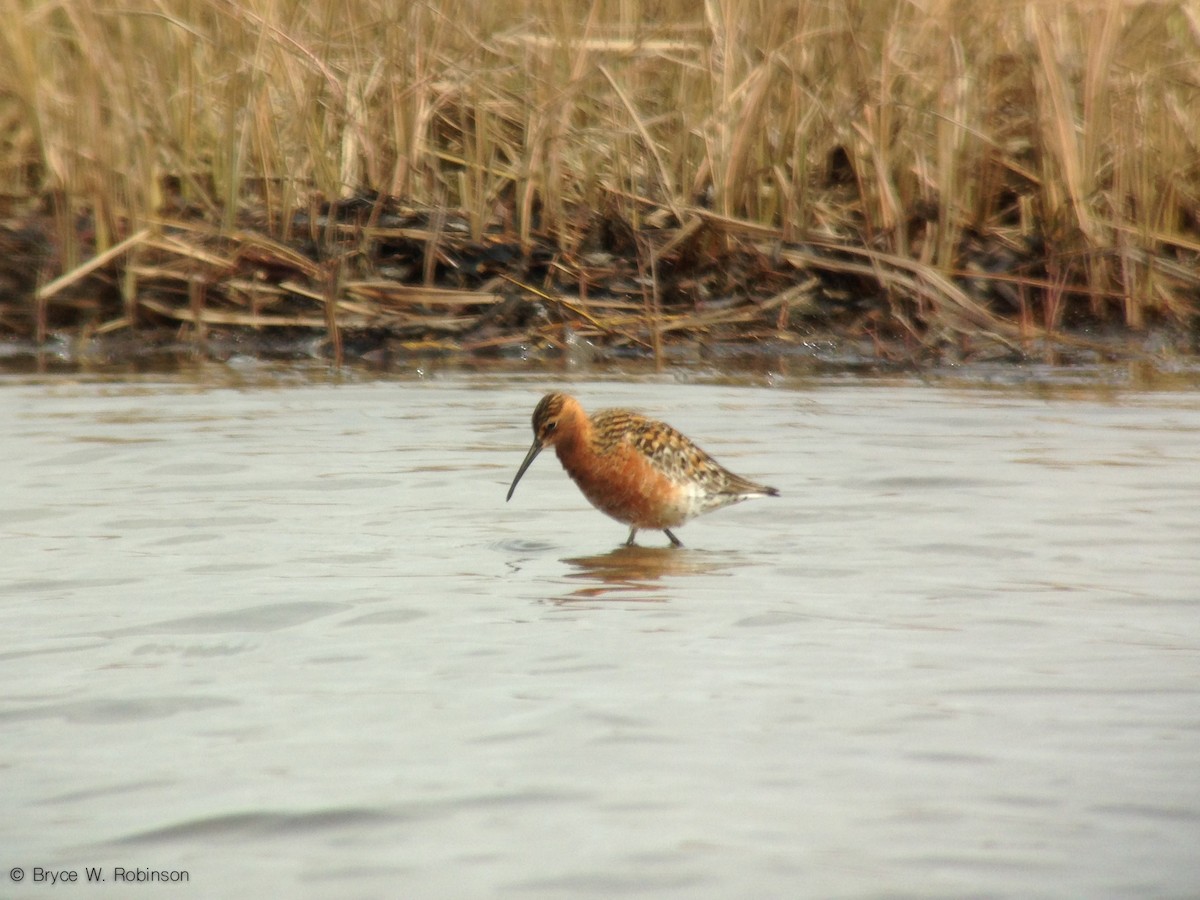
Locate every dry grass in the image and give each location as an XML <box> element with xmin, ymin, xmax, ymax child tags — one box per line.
<box><xmin>1</xmin><ymin>0</ymin><xmax>1198</xmax><ymax>358</ymax></box>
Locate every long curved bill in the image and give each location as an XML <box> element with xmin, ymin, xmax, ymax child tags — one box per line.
<box><xmin>506</xmin><ymin>438</ymin><xmax>544</xmax><ymax>501</ymax></box>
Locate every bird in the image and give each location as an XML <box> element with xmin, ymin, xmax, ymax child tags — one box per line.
<box><xmin>506</xmin><ymin>392</ymin><xmax>779</xmax><ymax>547</ymax></box>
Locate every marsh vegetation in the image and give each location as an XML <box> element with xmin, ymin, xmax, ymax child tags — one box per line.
<box><xmin>1</xmin><ymin>0</ymin><xmax>1197</xmax><ymax>364</ymax></box>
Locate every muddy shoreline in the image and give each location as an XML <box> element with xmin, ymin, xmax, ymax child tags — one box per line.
<box><xmin>2</xmin><ymin>199</ymin><xmax>1197</xmax><ymax>372</ymax></box>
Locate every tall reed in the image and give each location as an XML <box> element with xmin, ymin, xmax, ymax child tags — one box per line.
<box><xmin>1</xmin><ymin>0</ymin><xmax>1196</xmax><ymax>332</ymax></box>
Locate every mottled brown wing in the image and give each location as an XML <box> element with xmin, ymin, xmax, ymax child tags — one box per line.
<box><xmin>593</xmin><ymin>408</ymin><xmax>775</xmax><ymax>496</ymax></box>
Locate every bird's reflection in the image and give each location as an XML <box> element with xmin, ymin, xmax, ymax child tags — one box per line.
<box><xmin>548</xmin><ymin>544</ymin><xmax>742</xmax><ymax>605</ymax></box>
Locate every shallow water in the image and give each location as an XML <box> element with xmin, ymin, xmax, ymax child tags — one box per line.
<box><xmin>2</xmin><ymin>367</ymin><xmax>1198</xmax><ymax>898</ymax></box>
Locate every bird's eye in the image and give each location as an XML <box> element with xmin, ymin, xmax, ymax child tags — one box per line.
<box><xmin>545</xmin><ymin>420</ymin><xmax>557</xmax><ymax>432</ymax></box>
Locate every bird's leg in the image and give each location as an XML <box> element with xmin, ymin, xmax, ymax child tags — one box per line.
<box><xmin>664</xmin><ymin>529</ymin><xmax>684</xmax><ymax>548</ymax></box>
<box><xmin>625</xmin><ymin>527</ymin><xmax>638</xmax><ymax>546</ymax></box>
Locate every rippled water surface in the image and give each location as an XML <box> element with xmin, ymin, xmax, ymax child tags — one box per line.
<box><xmin>2</xmin><ymin>366</ymin><xmax>1198</xmax><ymax>897</ymax></box>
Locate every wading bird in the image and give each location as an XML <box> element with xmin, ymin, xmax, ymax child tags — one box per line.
<box><xmin>506</xmin><ymin>392</ymin><xmax>779</xmax><ymax>547</ymax></box>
